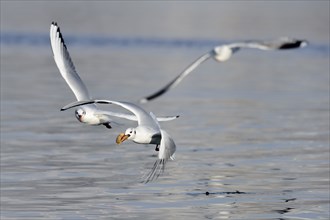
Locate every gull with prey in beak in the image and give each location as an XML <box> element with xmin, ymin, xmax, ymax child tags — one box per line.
<box><xmin>61</xmin><ymin>100</ymin><xmax>177</xmax><ymax>183</ymax></box>
<box><xmin>139</xmin><ymin>37</ymin><xmax>308</xmax><ymax>103</ymax></box>
<box><xmin>50</xmin><ymin>22</ymin><xmax>178</xmax><ymax>128</ymax></box>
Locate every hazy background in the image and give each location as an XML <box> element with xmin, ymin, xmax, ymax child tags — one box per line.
<box><xmin>1</xmin><ymin>1</ymin><xmax>329</xmax><ymax>220</ymax></box>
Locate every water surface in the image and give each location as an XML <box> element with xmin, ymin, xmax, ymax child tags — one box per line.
<box><xmin>1</xmin><ymin>2</ymin><xmax>329</xmax><ymax>219</ymax></box>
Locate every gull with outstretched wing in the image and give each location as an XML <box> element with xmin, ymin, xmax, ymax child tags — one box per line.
<box><xmin>139</xmin><ymin>37</ymin><xmax>308</xmax><ymax>103</ymax></box>
<box><xmin>50</xmin><ymin>22</ymin><xmax>178</xmax><ymax>128</ymax></box>
<box><xmin>62</xmin><ymin>100</ymin><xmax>176</xmax><ymax>183</ymax></box>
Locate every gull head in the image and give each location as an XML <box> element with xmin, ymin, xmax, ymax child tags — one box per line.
<box><xmin>212</xmin><ymin>45</ymin><xmax>233</xmax><ymax>62</ymax></box>
<box><xmin>75</xmin><ymin>108</ymin><xmax>86</xmax><ymax>122</ymax></box>
<box><xmin>116</xmin><ymin>128</ymin><xmax>136</xmax><ymax>144</ymax></box>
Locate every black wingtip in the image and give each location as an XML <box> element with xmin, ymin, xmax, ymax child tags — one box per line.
<box><xmin>140</xmin><ymin>87</ymin><xmax>168</xmax><ymax>103</ymax></box>
<box><xmin>279</xmin><ymin>39</ymin><xmax>308</xmax><ymax>49</ymax></box>
<box><xmin>51</xmin><ymin>22</ymin><xmax>67</xmax><ymax>49</ymax></box>
<box><xmin>60</xmin><ymin>100</ymin><xmax>97</xmax><ymax>111</ymax></box>
<box><xmin>97</xmin><ymin>101</ymin><xmax>113</xmax><ymax>104</ymax></box>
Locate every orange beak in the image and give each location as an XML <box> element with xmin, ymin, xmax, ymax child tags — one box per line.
<box><xmin>116</xmin><ymin>133</ymin><xmax>129</xmax><ymax>144</ymax></box>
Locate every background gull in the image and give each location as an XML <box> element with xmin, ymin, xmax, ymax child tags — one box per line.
<box><xmin>139</xmin><ymin>37</ymin><xmax>308</xmax><ymax>103</ymax></box>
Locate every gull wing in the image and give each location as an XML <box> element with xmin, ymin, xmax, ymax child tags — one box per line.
<box><xmin>139</xmin><ymin>52</ymin><xmax>212</xmax><ymax>103</ymax></box>
<box><xmin>149</xmin><ymin>112</ymin><xmax>161</xmax><ymax>130</ymax></box>
<box><xmin>62</xmin><ymin>100</ymin><xmax>179</xmax><ymax>122</ymax></box>
<box><xmin>228</xmin><ymin>38</ymin><xmax>308</xmax><ymax>51</ymax></box>
<box><xmin>94</xmin><ymin>100</ymin><xmax>159</xmax><ymax>129</ymax></box>
<box><xmin>61</xmin><ymin>100</ymin><xmax>159</xmax><ymax>129</ymax></box>
<box><xmin>159</xmin><ymin>129</ymin><xmax>176</xmax><ymax>161</ymax></box>
<box><xmin>95</xmin><ymin>109</ymin><xmax>179</xmax><ymax>122</ymax></box>
<box><xmin>50</xmin><ymin>22</ymin><xmax>91</xmax><ymax>101</ymax></box>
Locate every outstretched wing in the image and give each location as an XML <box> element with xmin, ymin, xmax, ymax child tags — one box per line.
<box><xmin>62</xmin><ymin>100</ymin><xmax>179</xmax><ymax>122</ymax></box>
<box><xmin>139</xmin><ymin>52</ymin><xmax>212</xmax><ymax>103</ymax></box>
<box><xmin>61</xmin><ymin>100</ymin><xmax>159</xmax><ymax>129</ymax></box>
<box><xmin>228</xmin><ymin>37</ymin><xmax>308</xmax><ymax>51</ymax></box>
<box><xmin>95</xmin><ymin>109</ymin><xmax>179</xmax><ymax>122</ymax></box>
<box><xmin>50</xmin><ymin>22</ymin><xmax>91</xmax><ymax>101</ymax></box>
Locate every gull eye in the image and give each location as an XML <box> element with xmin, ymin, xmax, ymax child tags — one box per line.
<box><xmin>134</xmin><ymin>131</ymin><xmax>136</xmax><ymax>134</ymax></box>
<box><xmin>130</xmin><ymin>131</ymin><xmax>132</xmax><ymax>134</ymax></box>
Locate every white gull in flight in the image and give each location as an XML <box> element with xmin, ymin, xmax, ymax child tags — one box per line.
<box><xmin>50</xmin><ymin>22</ymin><xmax>178</xmax><ymax>128</ymax></box>
<box><xmin>61</xmin><ymin>100</ymin><xmax>176</xmax><ymax>183</ymax></box>
<box><xmin>139</xmin><ymin>37</ymin><xmax>308</xmax><ymax>103</ymax></box>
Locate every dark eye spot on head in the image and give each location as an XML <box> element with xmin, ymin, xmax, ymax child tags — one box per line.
<box><xmin>134</xmin><ymin>131</ymin><xmax>136</xmax><ymax>134</ymax></box>
<box><xmin>130</xmin><ymin>131</ymin><xmax>132</xmax><ymax>134</ymax></box>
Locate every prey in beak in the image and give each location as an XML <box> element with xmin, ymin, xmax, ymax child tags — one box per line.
<box><xmin>116</xmin><ymin>133</ymin><xmax>129</xmax><ymax>144</ymax></box>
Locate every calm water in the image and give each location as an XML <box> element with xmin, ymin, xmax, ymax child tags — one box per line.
<box><xmin>1</xmin><ymin>2</ymin><xmax>329</xmax><ymax>220</ymax></box>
